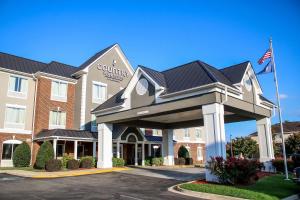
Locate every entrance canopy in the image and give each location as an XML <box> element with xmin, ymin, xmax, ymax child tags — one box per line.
<box><xmin>92</xmin><ymin>60</ymin><xmax>274</xmax><ymax>129</ymax></box>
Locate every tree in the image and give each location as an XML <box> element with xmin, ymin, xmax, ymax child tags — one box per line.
<box><xmin>35</xmin><ymin>141</ymin><xmax>54</xmax><ymax>169</ymax></box>
<box><xmin>285</xmin><ymin>133</ymin><xmax>300</xmax><ymax>154</ymax></box>
<box><xmin>178</xmin><ymin>146</ymin><xmax>190</xmax><ymax>158</ymax></box>
<box><xmin>13</xmin><ymin>142</ymin><xmax>31</xmax><ymax>167</ymax></box>
<box><xmin>228</xmin><ymin>137</ymin><xmax>259</xmax><ymax>159</ymax></box>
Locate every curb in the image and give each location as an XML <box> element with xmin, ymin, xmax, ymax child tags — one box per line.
<box><xmin>168</xmin><ymin>183</ymin><xmax>247</xmax><ymax>200</ymax></box>
<box><xmin>1</xmin><ymin>167</ymin><xmax>129</xmax><ymax>179</ymax></box>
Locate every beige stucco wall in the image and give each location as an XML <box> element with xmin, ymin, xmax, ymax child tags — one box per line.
<box><xmin>0</xmin><ymin>71</ymin><xmax>36</xmax><ymax>133</ymax></box>
<box><xmin>75</xmin><ymin>46</ymin><xmax>133</xmax><ymax>130</ymax></box>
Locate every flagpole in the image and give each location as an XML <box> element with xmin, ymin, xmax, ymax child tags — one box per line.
<box><xmin>269</xmin><ymin>38</ymin><xmax>289</xmax><ymax>180</ymax></box>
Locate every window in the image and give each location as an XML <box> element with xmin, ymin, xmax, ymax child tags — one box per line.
<box><xmin>91</xmin><ymin>114</ymin><xmax>97</xmax><ymax>132</ymax></box>
<box><xmin>195</xmin><ymin>128</ymin><xmax>204</xmax><ymax>141</ymax></box>
<box><xmin>8</xmin><ymin>75</ymin><xmax>28</xmax><ymax>98</ymax></box>
<box><xmin>51</xmin><ymin>80</ymin><xmax>67</xmax><ymax>101</ymax></box>
<box><xmin>197</xmin><ymin>147</ymin><xmax>203</xmax><ymax>161</ymax></box>
<box><xmin>49</xmin><ymin>110</ymin><xmax>66</xmax><ymax>129</ymax></box>
<box><xmin>56</xmin><ymin>144</ymin><xmax>64</xmax><ymax>157</ymax></box>
<box><xmin>2</xmin><ymin>140</ymin><xmax>21</xmax><ymax>160</ymax></box>
<box><xmin>184</xmin><ymin>128</ymin><xmax>190</xmax><ymax>140</ymax></box>
<box><xmin>5</xmin><ymin>105</ymin><xmax>26</xmax><ymax>129</ymax></box>
<box><xmin>92</xmin><ymin>82</ymin><xmax>107</xmax><ymax>104</ymax></box>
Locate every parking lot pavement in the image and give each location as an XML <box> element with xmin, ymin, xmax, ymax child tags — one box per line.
<box><xmin>0</xmin><ymin>172</ymin><xmax>203</xmax><ymax>200</ymax></box>
<box><xmin>120</xmin><ymin>166</ymin><xmax>205</xmax><ymax>181</ymax></box>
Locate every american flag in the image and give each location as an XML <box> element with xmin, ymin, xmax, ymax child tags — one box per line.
<box><xmin>258</xmin><ymin>49</ymin><xmax>272</xmax><ymax>64</ymax></box>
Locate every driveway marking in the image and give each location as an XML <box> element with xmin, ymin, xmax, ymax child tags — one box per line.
<box><xmin>120</xmin><ymin>194</ymin><xmax>144</xmax><ymax>200</ymax></box>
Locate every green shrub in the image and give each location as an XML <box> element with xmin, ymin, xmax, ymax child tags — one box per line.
<box><xmin>62</xmin><ymin>155</ymin><xmax>73</xmax><ymax>168</ymax></box>
<box><xmin>80</xmin><ymin>156</ymin><xmax>94</xmax><ymax>168</ymax></box>
<box><xmin>272</xmin><ymin>158</ymin><xmax>294</xmax><ymax>172</ymax></box>
<box><xmin>152</xmin><ymin>157</ymin><xmax>163</xmax><ymax>166</ymax></box>
<box><xmin>145</xmin><ymin>157</ymin><xmax>152</xmax><ymax>166</ymax></box>
<box><xmin>35</xmin><ymin>141</ymin><xmax>54</xmax><ymax>169</ymax></box>
<box><xmin>178</xmin><ymin>146</ymin><xmax>190</xmax><ymax>158</ymax></box>
<box><xmin>67</xmin><ymin>159</ymin><xmax>80</xmax><ymax>170</ymax></box>
<box><xmin>112</xmin><ymin>157</ymin><xmax>125</xmax><ymax>167</ymax></box>
<box><xmin>45</xmin><ymin>159</ymin><xmax>62</xmax><ymax>172</ymax></box>
<box><xmin>13</xmin><ymin>142</ymin><xmax>31</xmax><ymax>167</ymax></box>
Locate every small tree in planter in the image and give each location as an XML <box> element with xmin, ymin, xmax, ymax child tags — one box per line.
<box><xmin>35</xmin><ymin>141</ymin><xmax>54</xmax><ymax>169</ymax></box>
<box><xmin>13</xmin><ymin>142</ymin><xmax>31</xmax><ymax>167</ymax></box>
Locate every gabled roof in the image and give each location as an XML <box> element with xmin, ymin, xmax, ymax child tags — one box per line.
<box><xmin>77</xmin><ymin>44</ymin><xmax>116</xmax><ymax>71</ymax></box>
<box><xmin>93</xmin><ymin>60</ymin><xmax>250</xmax><ymax>112</ymax></box>
<box><xmin>220</xmin><ymin>61</ymin><xmax>250</xmax><ymax>84</ymax></box>
<box><xmin>41</xmin><ymin>61</ymin><xmax>78</xmax><ymax>79</ymax></box>
<box><xmin>0</xmin><ymin>52</ymin><xmax>47</xmax><ymax>74</ymax></box>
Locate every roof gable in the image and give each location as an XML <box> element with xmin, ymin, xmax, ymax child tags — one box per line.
<box><xmin>41</xmin><ymin>61</ymin><xmax>78</xmax><ymax>79</ymax></box>
<box><xmin>220</xmin><ymin>61</ymin><xmax>250</xmax><ymax>84</ymax></box>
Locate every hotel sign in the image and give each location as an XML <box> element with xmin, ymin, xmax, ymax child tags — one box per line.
<box><xmin>97</xmin><ymin>61</ymin><xmax>128</xmax><ymax>82</ymax></box>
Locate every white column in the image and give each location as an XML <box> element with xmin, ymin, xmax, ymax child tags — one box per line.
<box><xmin>116</xmin><ymin>142</ymin><xmax>120</xmax><ymax>158</ymax></box>
<box><xmin>93</xmin><ymin>141</ymin><xmax>96</xmax><ymax>158</ymax></box>
<box><xmin>142</xmin><ymin>142</ymin><xmax>145</xmax><ymax>166</ymax></box>
<box><xmin>148</xmin><ymin>143</ymin><xmax>151</xmax><ymax>157</ymax></box>
<box><xmin>162</xmin><ymin>129</ymin><xmax>174</xmax><ymax>166</ymax></box>
<box><xmin>134</xmin><ymin>143</ymin><xmax>138</xmax><ymax>166</ymax></box>
<box><xmin>256</xmin><ymin>117</ymin><xmax>275</xmax><ymax>172</ymax></box>
<box><xmin>203</xmin><ymin>103</ymin><xmax>226</xmax><ymax>182</ymax></box>
<box><xmin>74</xmin><ymin>140</ymin><xmax>78</xmax><ymax>160</ymax></box>
<box><xmin>53</xmin><ymin>139</ymin><xmax>57</xmax><ymax>159</ymax></box>
<box><xmin>97</xmin><ymin>123</ymin><xmax>113</xmax><ymax>168</ymax></box>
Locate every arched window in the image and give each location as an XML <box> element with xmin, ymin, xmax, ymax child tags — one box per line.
<box><xmin>2</xmin><ymin>140</ymin><xmax>22</xmax><ymax>160</ymax></box>
<box><xmin>127</xmin><ymin>135</ymin><xmax>137</xmax><ymax>142</ymax></box>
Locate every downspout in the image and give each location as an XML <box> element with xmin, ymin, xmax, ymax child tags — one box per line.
<box><xmin>30</xmin><ymin>73</ymin><xmax>38</xmax><ymax>166</ymax></box>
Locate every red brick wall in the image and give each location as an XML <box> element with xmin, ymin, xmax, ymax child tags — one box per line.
<box><xmin>174</xmin><ymin>143</ymin><xmax>206</xmax><ymax>164</ymax></box>
<box><xmin>0</xmin><ymin>133</ymin><xmax>32</xmax><ymax>162</ymax></box>
<box><xmin>34</xmin><ymin>77</ymin><xmax>75</xmax><ymax>135</ymax></box>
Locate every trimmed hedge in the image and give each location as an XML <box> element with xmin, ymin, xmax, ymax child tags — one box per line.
<box><xmin>62</xmin><ymin>155</ymin><xmax>73</xmax><ymax>168</ymax></box>
<box><xmin>67</xmin><ymin>159</ymin><xmax>80</xmax><ymax>170</ymax></box>
<box><xmin>45</xmin><ymin>159</ymin><xmax>62</xmax><ymax>172</ymax></box>
<box><xmin>272</xmin><ymin>159</ymin><xmax>294</xmax><ymax>172</ymax></box>
<box><xmin>152</xmin><ymin>157</ymin><xmax>163</xmax><ymax>166</ymax></box>
<box><xmin>13</xmin><ymin>142</ymin><xmax>31</xmax><ymax>167</ymax></box>
<box><xmin>144</xmin><ymin>157</ymin><xmax>152</xmax><ymax>166</ymax></box>
<box><xmin>80</xmin><ymin>156</ymin><xmax>94</xmax><ymax>168</ymax></box>
<box><xmin>35</xmin><ymin>141</ymin><xmax>54</xmax><ymax>169</ymax></box>
<box><xmin>112</xmin><ymin>157</ymin><xmax>125</xmax><ymax>167</ymax></box>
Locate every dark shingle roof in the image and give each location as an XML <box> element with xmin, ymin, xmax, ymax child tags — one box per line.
<box><xmin>112</xmin><ymin>124</ymin><xmax>127</xmax><ymax>139</ymax></box>
<box><xmin>145</xmin><ymin>135</ymin><xmax>162</xmax><ymax>142</ymax></box>
<box><xmin>259</xmin><ymin>95</ymin><xmax>274</xmax><ymax>105</ymax></box>
<box><xmin>41</xmin><ymin>61</ymin><xmax>78</xmax><ymax>78</ymax></box>
<box><xmin>35</xmin><ymin>129</ymin><xmax>97</xmax><ymax>139</ymax></box>
<box><xmin>77</xmin><ymin>44</ymin><xmax>116</xmax><ymax>71</ymax></box>
<box><xmin>0</xmin><ymin>52</ymin><xmax>47</xmax><ymax>74</ymax></box>
<box><xmin>220</xmin><ymin>61</ymin><xmax>249</xmax><ymax>84</ymax></box>
<box><xmin>94</xmin><ymin>60</ymin><xmax>250</xmax><ymax>112</ymax></box>
<box><xmin>92</xmin><ymin>89</ymin><xmax>125</xmax><ymax>112</ymax></box>
<box><xmin>249</xmin><ymin>121</ymin><xmax>300</xmax><ymax>136</ymax></box>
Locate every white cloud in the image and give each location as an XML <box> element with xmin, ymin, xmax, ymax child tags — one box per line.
<box><xmin>279</xmin><ymin>94</ymin><xmax>288</xmax><ymax>99</ymax></box>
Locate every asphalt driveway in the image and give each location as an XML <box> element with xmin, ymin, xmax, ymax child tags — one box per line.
<box><xmin>0</xmin><ymin>168</ymin><xmax>204</xmax><ymax>200</ymax></box>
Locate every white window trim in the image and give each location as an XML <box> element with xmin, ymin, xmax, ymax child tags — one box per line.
<box><xmin>4</xmin><ymin>104</ymin><xmax>26</xmax><ymax>130</ymax></box>
<box><xmin>51</xmin><ymin>79</ymin><xmax>68</xmax><ymax>102</ymax></box>
<box><xmin>49</xmin><ymin>110</ymin><xmax>66</xmax><ymax>130</ymax></box>
<box><xmin>1</xmin><ymin>140</ymin><xmax>22</xmax><ymax>161</ymax></box>
<box><xmin>92</xmin><ymin>81</ymin><xmax>107</xmax><ymax>104</ymax></box>
<box><xmin>195</xmin><ymin>127</ymin><xmax>205</xmax><ymax>142</ymax></box>
<box><xmin>183</xmin><ymin>129</ymin><xmax>190</xmax><ymax>141</ymax></box>
<box><xmin>197</xmin><ymin>146</ymin><xmax>203</xmax><ymax>161</ymax></box>
<box><xmin>7</xmin><ymin>75</ymin><xmax>28</xmax><ymax>99</ymax></box>
<box><xmin>91</xmin><ymin>114</ymin><xmax>97</xmax><ymax>132</ymax></box>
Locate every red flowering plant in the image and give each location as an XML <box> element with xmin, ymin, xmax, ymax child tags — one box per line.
<box><xmin>208</xmin><ymin>156</ymin><xmax>261</xmax><ymax>185</ymax></box>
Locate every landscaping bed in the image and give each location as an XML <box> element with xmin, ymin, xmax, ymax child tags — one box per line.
<box><xmin>180</xmin><ymin>174</ymin><xmax>299</xmax><ymax>200</ymax></box>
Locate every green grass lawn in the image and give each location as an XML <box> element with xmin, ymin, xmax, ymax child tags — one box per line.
<box><xmin>180</xmin><ymin>175</ymin><xmax>300</xmax><ymax>200</ymax></box>
<box><xmin>0</xmin><ymin>167</ymin><xmax>45</xmax><ymax>171</ymax></box>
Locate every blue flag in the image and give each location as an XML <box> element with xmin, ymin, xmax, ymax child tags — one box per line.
<box><xmin>257</xmin><ymin>61</ymin><xmax>274</xmax><ymax>75</ymax></box>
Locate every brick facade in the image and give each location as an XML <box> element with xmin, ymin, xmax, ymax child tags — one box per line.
<box><xmin>0</xmin><ymin>133</ymin><xmax>32</xmax><ymax>163</ymax></box>
<box><xmin>174</xmin><ymin>142</ymin><xmax>206</xmax><ymax>164</ymax></box>
<box><xmin>34</xmin><ymin>77</ymin><xmax>75</xmax><ymax>135</ymax></box>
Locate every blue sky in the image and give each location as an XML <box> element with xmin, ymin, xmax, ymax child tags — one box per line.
<box><xmin>0</xmin><ymin>0</ymin><xmax>299</xmax><ymax>140</ymax></box>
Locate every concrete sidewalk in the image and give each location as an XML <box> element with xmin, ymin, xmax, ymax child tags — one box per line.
<box><xmin>0</xmin><ymin>167</ymin><xmax>129</xmax><ymax>178</ymax></box>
